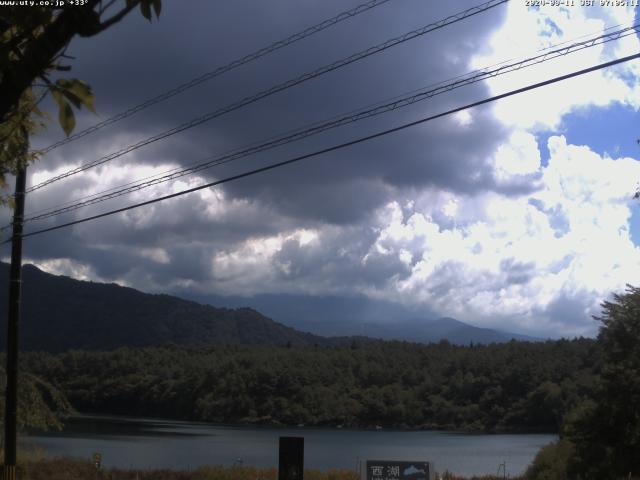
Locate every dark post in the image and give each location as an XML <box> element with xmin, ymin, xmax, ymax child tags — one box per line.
<box><xmin>497</xmin><ymin>462</ymin><xmax>506</xmax><ymax>479</ymax></box>
<box><xmin>278</xmin><ymin>436</ymin><xmax>304</xmax><ymax>480</ymax></box>
<box><xmin>3</xmin><ymin>153</ymin><xmax>27</xmax><ymax>480</ymax></box>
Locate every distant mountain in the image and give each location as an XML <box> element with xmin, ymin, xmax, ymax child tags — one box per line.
<box><xmin>187</xmin><ymin>292</ymin><xmax>543</xmax><ymax>344</ymax></box>
<box><xmin>0</xmin><ymin>263</ymin><xmax>540</xmax><ymax>352</ymax></box>
<box><xmin>347</xmin><ymin>317</ymin><xmax>540</xmax><ymax>344</ymax></box>
<box><xmin>0</xmin><ymin>263</ymin><xmax>339</xmax><ymax>352</ymax></box>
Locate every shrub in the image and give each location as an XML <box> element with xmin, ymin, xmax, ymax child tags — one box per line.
<box><xmin>524</xmin><ymin>440</ymin><xmax>573</xmax><ymax>480</ymax></box>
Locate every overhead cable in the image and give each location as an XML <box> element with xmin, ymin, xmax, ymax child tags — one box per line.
<box><xmin>9</xmin><ymin>51</ymin><xmax>640</xmax><ymax>243</ymax></box>
<box><xmin>16</xmin><ymin>23</ymin><xmax>638</xmax><ymax>226</ymax></box>
<box><xmin>26</xmin><ymin>0</ymin><xmax>509</xmax><ymax>193</ymax></box>
<box><xmin>37</xmin><ymin>0</ymin><xmax>394</xmax><ymax>154</ymax></box>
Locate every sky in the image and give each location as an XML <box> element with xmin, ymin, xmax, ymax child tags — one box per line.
<box><xmin>3</xmin><ymin>0</ymin><xmax>640</xmax><ymax>338</ymax></box>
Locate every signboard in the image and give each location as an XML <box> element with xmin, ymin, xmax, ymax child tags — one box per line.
<box><xmin>278</xmin><ymin>436</ymin><xmax>304</xmax><ymax>480</ymax></box>
<box><xmin>364</xmin><ymin>460</ymin><xmax>434</xmax><ymax>480</ymax></box>
<box><xmin>92</xmin><ymin>452</ymin><xmax>102</xmax><ymax>469</ymax></box>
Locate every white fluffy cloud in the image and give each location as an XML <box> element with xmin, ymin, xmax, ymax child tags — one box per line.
<box><xmin>493</xmin><ymin>130</ymin><xmax>541</xmax><ymax>178</ymax></box>
<box><xmin>363</xmin><ymin>135</ymin><xmax>640</xmax><ymax>336</ymax></box>
<box><xmin>194</xmin><ymin>131</ymin><xmax>640</xmax><ymax>336</ymax></box>
<box><xmin>472</xmin><ymin>2</ymin><xmax>640</xmax><ymax>130</ymax></box>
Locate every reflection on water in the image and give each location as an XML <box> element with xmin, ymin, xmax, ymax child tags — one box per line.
<box><xmin>25</xmin><ymin>415</ymin><xmax>557</xmax><ymax>477</ymax></box>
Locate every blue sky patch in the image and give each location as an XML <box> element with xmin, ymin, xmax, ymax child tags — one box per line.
<box><xmin>537</xmin><ymin>103</ymin><xmax>640</xmax><ymax>165</ymax></box>
<box><xmin>541</xmin><ymin>17</ymin><xmax>562</xmax><ymax>37</ymax></box>
<box><xmin>533</xmin><ymin>103</ymin><xmax>640</xmax><ymax>245</ymax></box>
<box><xmin>536</xmin><ymin>134</ymin><xmax>551</xmax><ymax>168</ymax></box>
<box><xmin>629</xmin><ymin>206</ymin><xmax>640</xmax><ymax>246</ymax></box>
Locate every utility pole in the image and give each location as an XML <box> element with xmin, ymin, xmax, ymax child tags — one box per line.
<box><xmin>497</xmin><ymin>462</ymin><xmax>506</xmax><ymax>480</ymax></box>
<box><xmin>3</xmin><ymin>132</ymin><xmax>27</xmax><ymax>480</ymax></box>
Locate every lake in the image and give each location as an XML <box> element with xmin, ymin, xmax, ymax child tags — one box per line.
<box><xmin>25</xmin><ymin>415</ymin><xmax>557</xmax><ymax>478</ymax></box>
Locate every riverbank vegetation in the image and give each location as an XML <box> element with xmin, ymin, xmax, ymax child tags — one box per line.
<box><xmin>0</xmin><ymin>367</ymin><xmax>73</xmax><ymax>431</ymax></box>
<box><xmin>18</xmin><ymin>337</ymin><xmax>599</xmax><ymax>433</ymax></box>
<box><xmin>11</xmin><ymin>456</ymin><xmax>519</xmax><ymax>480</ymax></box>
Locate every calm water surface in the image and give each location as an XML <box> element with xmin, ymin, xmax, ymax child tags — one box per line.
<box><xmin>26</xmin><ymin>416</ymin><xmax>556</xmax><ymax>477</ymax></box>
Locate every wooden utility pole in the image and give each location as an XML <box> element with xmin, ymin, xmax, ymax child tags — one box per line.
<box><xmin>3</xmin><ymin>136</ymin><xmax>27</xmax><ymax>480</ymax></box>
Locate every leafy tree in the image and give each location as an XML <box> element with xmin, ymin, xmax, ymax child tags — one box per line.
<box><xmin>0</xmin><ymin>0</ymin><xmax>161</xmax><ymax>199</ymax></box>
<box><xmin>565</xmin><ymin>285</ymin><xmax>640</xmax><ymax>478</ymax></box>
<box><xmin>525</xmin><ymin>439</ymin><xmax>574</xmax><ymax>480</ymax></box>
<box><xmin>19</xmin><ymin>339</ymin><xmax>600</xmax><ymax>432</ymax></box>
<box><xmin>0</xmin><ymin>366</ymin><xmax>74</xmax><ymax>431</ymax></box>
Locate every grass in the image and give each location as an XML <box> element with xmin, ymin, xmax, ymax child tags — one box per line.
<box><xmin>16</xmin><ymin>458</ymin><xmax>358</xmax><ymax>480</ymax></box>
<box><xmin>11</xmin><ymin>456</ymin><xmax>527</xmax><ymax>480</ymax></box>
<box><xmin>438</xmin><ymin>474</ymin><xmax>522</xmax><ymax>480</ymax></box>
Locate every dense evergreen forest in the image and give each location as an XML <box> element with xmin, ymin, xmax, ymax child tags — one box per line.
<box><xmin>20</xmin><ymin>338</ymin><xmax>599</xmax><ymax>433</ymax></box>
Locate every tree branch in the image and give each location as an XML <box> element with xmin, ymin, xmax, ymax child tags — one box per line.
<box><xmin>89</xmin><ymin>2</ymin><xmax>138</xmax><ymax>35</ymax></box>
<box><xmin>99</xmin><ymin>0</ymin><xmax>119</xmax><ymax>16</ymax></box>
<box><xmin>0</xmin><ymin>0</ymin><xmax>141</xmax><ymax>124</ymax></box>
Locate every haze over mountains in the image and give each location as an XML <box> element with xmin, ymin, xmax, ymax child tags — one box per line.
<box><xmin>0</xmin><ymin>263</ymin><xmax>540</xmax><ymax>352</ymax></box>
<box><xmin>191</xmin><ymin>292</ymin><xmax>542</xmax><ymax>344</ymax></box>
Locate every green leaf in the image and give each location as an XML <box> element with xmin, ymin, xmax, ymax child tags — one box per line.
<box><xmin>58</xmin><ymin>78</ymin><xmax>96</xmax><ymax>113</ymax></box>
<box><xmin>58</xmin><ymin>100</ymin><xmax>75</xmax><ymax>137</ymax></box>
<box><xmin>152</xmin><ymin>0</ymin><xmax>161</xmax><ymax>18</ymax></box>
<box><xmin>31</xmin><ymin>101</ymin><xmax>46</xmax><ymax>118</ymax></box>
<box><xmin>140</xmin><ymin>0</ymin><xmax>152</xmax><ymax>21</ymax></box>
<box><xmin>61</xmin><ymin>90</ymin><xmax>83</xmax><ymax>109</ymax></box>
<box><xmin>125</xmin><ymin>0</ymin><xmax>136</xmax><ymax>7</ymax></box>
<box><xmin>50</xmin><ymin>87</ymin><xmax>65</xmax><ymax>112</ymax></box>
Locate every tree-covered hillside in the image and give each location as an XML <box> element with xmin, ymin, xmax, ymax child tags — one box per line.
<box><xmin>0</xmin><ymin>264</ymin><xmax>338</xmax><ymax>351</ymax></box>
<box><xmin>23</xmin><ymin>338</ymin><xmax>598</xmax><ymax>432</ymax></box>
<box><xmin>0</xmin><ymin>264</ymin><xmax>536</xmax><ymax>350</ymax></box>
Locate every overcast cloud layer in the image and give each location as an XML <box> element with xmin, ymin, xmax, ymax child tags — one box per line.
<box><xmin>3</xmin><ymin>0</ymin><xmax>640</xmax><ymax>338</ymax></box>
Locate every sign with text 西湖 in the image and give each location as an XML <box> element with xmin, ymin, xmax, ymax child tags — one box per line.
<box><xmin>364</xmin><ymin>460</ymin><xmax>433</xmax><ymax>480</ymax></box>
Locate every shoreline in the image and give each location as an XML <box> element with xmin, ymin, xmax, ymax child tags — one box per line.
<box><xmin>23</xmin><ymin>417</ymin><xmax>551</xmax><ymax>477</ymax></box>
<box><xmin>61</xmin><ymin>412</ymin><xmax>559</xmax><ymax>435</ymax></box>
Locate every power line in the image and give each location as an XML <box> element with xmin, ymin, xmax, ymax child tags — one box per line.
<box><xmin>10</xmin><ymin>51</ymin><xmax>640</xmax><ymax>243</ymax></box>
<box><xmin>26</xmin><ymin>19</ymin><xmax>632</xmax><ymax>221</ymax></box>
<box><xmin>26</xmin><ymin>0</ymin><xmax>509</xmax><ymax>193</ymax></box>
<box><xmin>8</xmin><ymin>21</ymin><xmax>635</xmax><ymax>227</ymax></box>
<box><xmin>37</xmin><ymin>0</ymin><xmax>394</xmax><ymax>154</ymax></box>
<box><xmin>15</xmin><ymin>23</ymin><xmax>638</xmax><ymax>227</ymax></box>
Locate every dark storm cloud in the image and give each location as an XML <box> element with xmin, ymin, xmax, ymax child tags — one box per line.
<box><xmin>9</xmin><ymin>0</ymin><xmax>516</xmax><ymax>297</ymax></box>
<box><xmin>220</xmin><ymin>105</ymin><xmax>511</xmax><ymax>225</ymax></box>
<box><xmin>31</xmin><ymin>0</ymin><xmax>512</xmax><ymax>187</ymax></box>
<box><xmin>270</xmin><ymin>221</ymin><xmax>412</xmax><ymax>290</ymax></box>
<box><xmin>14</xmin><ymin>183</ymin><xmax>309</xmax><ymax>281</ymax></box>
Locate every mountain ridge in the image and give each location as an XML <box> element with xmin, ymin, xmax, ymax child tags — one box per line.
<box><xmin>0</xmin><ymin>263</ymin><xmax>540</xmax><ymax>351</ymax></box>
<box><xmin>186</xmin><ymin>292</ymin><xmax>542</xmax><ymax>343</ymax></box>
<box><xmin>0</xmin><ymin>263</ymin><xmax>337</xmax><ymax>352</ymax></box>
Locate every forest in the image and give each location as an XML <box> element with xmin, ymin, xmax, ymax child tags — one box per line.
<box><xmin>3</xmin><ymin>286</ymin><xmax>640</xmax><ymax>478</ymax></box>
<box><xmin>16</xmin><ymin>337</ymin><xmax>599</xmax><ymax>433</ymax></box>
